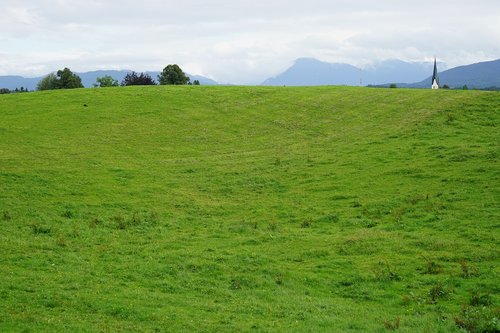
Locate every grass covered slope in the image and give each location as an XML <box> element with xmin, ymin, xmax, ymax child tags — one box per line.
<box><xmin>0</xmin><ymin>86</ymin><xmax>498</xmax><ymax>332</ymax></box>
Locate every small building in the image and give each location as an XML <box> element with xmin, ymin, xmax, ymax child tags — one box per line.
<box><xmin>431</xmin><ymin>57</ymin><xmax>439</xmax><ymax>89</ymax></box>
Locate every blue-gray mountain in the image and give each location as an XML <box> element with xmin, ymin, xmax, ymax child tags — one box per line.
<box><xmin>398</xmin><ymin>59</ymin><xmax>500</xmax><ymax>89</ymax></box>
<box><xmin>0</xmin><ymin>70</ymin><xmax>218</xmax><ymax>91</ymax></box>
<box><xmin>262</xmin><ymin>58</ymin><xmax>500</xmax><ymax>88</ymax></box>
<box><xmin>261</xmin><ymin>58</ymin><xmax>440</xmax><ymax>86</ymax></box>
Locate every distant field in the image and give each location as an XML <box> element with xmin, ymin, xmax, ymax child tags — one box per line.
<box><xmin>0</xmin><ymin>86</ymin><xmax>498</xmax><ymax>332</ymax></box>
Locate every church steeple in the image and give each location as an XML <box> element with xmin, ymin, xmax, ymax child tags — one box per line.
<box><xmin>431</xmin><ymin>57</ymin><xmax>439</xmax><ymax>89</ymax></box>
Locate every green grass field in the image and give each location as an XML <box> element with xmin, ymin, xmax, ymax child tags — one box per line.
<box><xmin>0</xmin><ymin>86</ymin><xmax>498</xmax><ymax>332</ymax></box>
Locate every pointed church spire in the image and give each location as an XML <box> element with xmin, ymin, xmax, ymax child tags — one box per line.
<box><xmin>431</xmin><ymin>57</ymin><xmax>439</xmax><ymax>89</ymax></box>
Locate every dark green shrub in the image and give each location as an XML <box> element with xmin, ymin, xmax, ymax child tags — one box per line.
<box><xmin>2</xmin><ymin>210</ymin><xmax>12</xmax><ymax>221</ymax></box>
<box><xmin>268</xmin><ymin>221</ymin><xmax>278</xmax><ymax>231</ymax></box>
<box><xmin>318</xmin><ymin>213</ymin><xmax>339</xmax><ymax>223</ymax></box>
<box><xmin>375</xmin><ymin>261</ymin><xmax>401</xmax><ymax>281</ymax></box>
<box><xmin>429</xmin><ymin>282</ymin><xmax>449</xmax><ymax>303</ymax></box>
<box><xmin>383</xmin><ymin>317</ymin><xmax>400</xmax><ymax>330</ymax></box>
<box><xmin>62</xmin><ymin>210</ymin><xmax>74</xmax><ymax>218</ymax></box>
<box><xmin>31</xmin><ymin>224</ymin><xmax>51</xmax><ymax>235</ymax></box>
<box><xmin>460</xmin><ymin>259</ymin><xmax>478</xmax><ymax>278</ymax></box>
<box><xmin>230</xmin><ymin>278</ymin><xmax>242</xmax><ymax>290</ymax></box>
<box><xmin>113</xmin><ymin>214</ymin><xmax>127</xmax><ymax>229</ymax></box>
<box><xmin>454</xmin><ymin>306</ymin><xmax>499</xmax><ymax>333</ymax></box>
<box><xmin>130</xmin><ymin>212</ymin><xmax>142</xmax><ymax>226</ymax></box>
<box><xmin>469</xmin><ymin>290</ymin><xmax>493</xmax><ymax>307</ymax></box>
<box><xmin>421</xmin><ymin>254</ymin><xmax>443</xmax><ymax>274</ymax></box>
<box><xmin>146</xmin><ymin>211</ymin><xmax>159</xmax><ymax>225</ymax></box>
<box><xmin>301</xmin><ymin>218</ymin><xmax>312</xmax><ymax>228</ymax></box>
<box><xmin>56</xmin><ymin>235</ymin><xmax>67</xmax><ymax>247</ymax></box>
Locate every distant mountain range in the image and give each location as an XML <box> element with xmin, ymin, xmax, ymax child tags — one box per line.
<box><xmin>262</xmin><ymin>58</ymin><xmax>500</xmax><ymax>89</ymax></box>
<box><xmin>394</xmin><ymin>59</ymin><xmax>500</xmax><ymax>89</ymax></box>
<box><xmin>262</xmin><ymin>58</ymin><xmax>440</xmax><ymax>86</ymax></box>
<box><xmin>0</xmin><ymin>70</ymin><xmax>218</xmax><ymax>91</ymax></box>
<box><xmin>1</xmin><ymin>58</ymin><xmax>499</xmax><ymax>90</ymax></box>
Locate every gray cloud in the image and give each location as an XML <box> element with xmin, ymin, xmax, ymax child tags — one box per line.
<box><xmin>0</xmin><ymin>0</ymin><xmax>498</xmax><ymax>83</ymax></box>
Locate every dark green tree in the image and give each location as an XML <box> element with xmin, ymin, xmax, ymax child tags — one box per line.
<box><xmin>0</xmin><ymin>88</ymin><xmax>10</xmax><ymax>94</ymax></box>
<box><xmin>158</xmin><ymin>64</ymin><xmax>190</xmax><ymax>85</ymax></box>
<box><xmin>37</xmin><ymin>68</ymin><xmax>83</xmax><ymax>90</ymax></box>
<box><xmin>94</xmin><ymin>75</ymin><xmax>119</xmax><ymax>87</ymax></box>
<box><xmin>121</xmin><ymin>71</ymin><xmax>156</xmax><ymax>86</ymax></box>
<box><xmin>193</xmin><ymin>80</ymin><xmax>200</xmax><ymax>85</ymax></box>
<box><xmin>56</xmin><ymin>67</ymin><xmax>84</xmax><ymax>89</ymax></box>
<box><xmin>37</xmin><ymin>73</ymin><xmax>59</xmax><ymax>91</ymax></box>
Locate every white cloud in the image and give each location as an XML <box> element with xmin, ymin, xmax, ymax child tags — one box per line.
<box><xmin>0</xmin><ymin>0</ymin><xmax>498</xmax><ymax>83</ymax></box>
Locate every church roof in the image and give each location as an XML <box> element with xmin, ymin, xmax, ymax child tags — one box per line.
<box><xmin>432</xmin><ymin>57</ymin><xmax>438</xmax><ymax>84</ymax></box>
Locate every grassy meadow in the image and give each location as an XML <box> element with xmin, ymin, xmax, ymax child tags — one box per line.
<box><xmin>0</xmin><ymin>86</ymin><xmax>499</xmax><ymax>332</ymax></box>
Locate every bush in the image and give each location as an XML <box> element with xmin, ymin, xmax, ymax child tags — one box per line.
<box><xmin>62</xmin><ymin>210</ymin><xmax>74</xmax><ymax>218</ymax></box>
<box><xmin>383</xmin><ymin>317</ymin><xmax>400</xmax><ymax>330</ymax></box>
<box><xmin>469</xmin><ymin>290</ymin><xmax>493</xmax><ymax>307</ymax></box>
<box><xmin>2</xmin><ymin>210</ymin><xmax>12</xmax><ymax>221</ymax></box>
<box><xmin>428</xmin><ymin>282</ymin><xmax>449</xmax><ymax>303</ymax></box>
<box><xmin>454</xmin><ymin>306</ymin><xmax>499</xmax><ymax>333</ymax></box>
<box><xmin>300</xmin><ymin>218</ymin><xmax>312</xmax><ymax>228</ymax></box>
<box><xmin>121</xmin><ymin>72</ymin><xmax>156</xmax><ymax>86</ymax></box>
<box><xmin>421</xmin><ymin>254</ymin><xmax>442</xmax><ymax>274</ymax></box>
<box><xmin>31</xmin><ymin>224</ymin><xmax>51</xmax><ymax>235</ymax></box>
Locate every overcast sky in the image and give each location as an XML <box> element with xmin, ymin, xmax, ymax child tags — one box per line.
<box><xmin>1</xmin><ymin>0</ymin><xmax>499</xmax><ymax>84</ymax></box>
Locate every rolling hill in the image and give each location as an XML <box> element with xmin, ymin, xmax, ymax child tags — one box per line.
<box><xmin>0</xmin><ymin>86</ymin><xmax>498</xmax><ymax>332</ymax></box>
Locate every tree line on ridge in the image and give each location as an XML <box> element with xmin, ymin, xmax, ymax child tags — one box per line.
<box><xmin>34</xmin><ymin>64</ymin><xmax>197</xmax><ymax>91</ymax></box>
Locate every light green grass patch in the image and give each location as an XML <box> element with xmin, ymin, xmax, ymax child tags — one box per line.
<box><xmin>0</xmin><ymin>86</ymin><xmax>499</xmax><ymax>332</ymax></box>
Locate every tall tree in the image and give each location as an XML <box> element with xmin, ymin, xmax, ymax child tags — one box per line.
<box><xmin>121</xmin><ymin>72</ymin><xmax>156</xmax><ymax>86</ymax></box>
<box><xmin>37</xmin><ymin>68</ymin><xmax>83</xmax><ymax>90</ymax></box>
<box><xmin>158</xmin><ymin>65</ymin><xmax>190</xmax><ymax>85</ymax></box>
<box><xmin>56</xmin><ymin>68</ymin><xmax>84</xmax><ymax>89</ymax></box>
<box><xmin>37</xmin><ymin>73</ymin><xmax>59</xmax><ymax>91</ymax></box>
